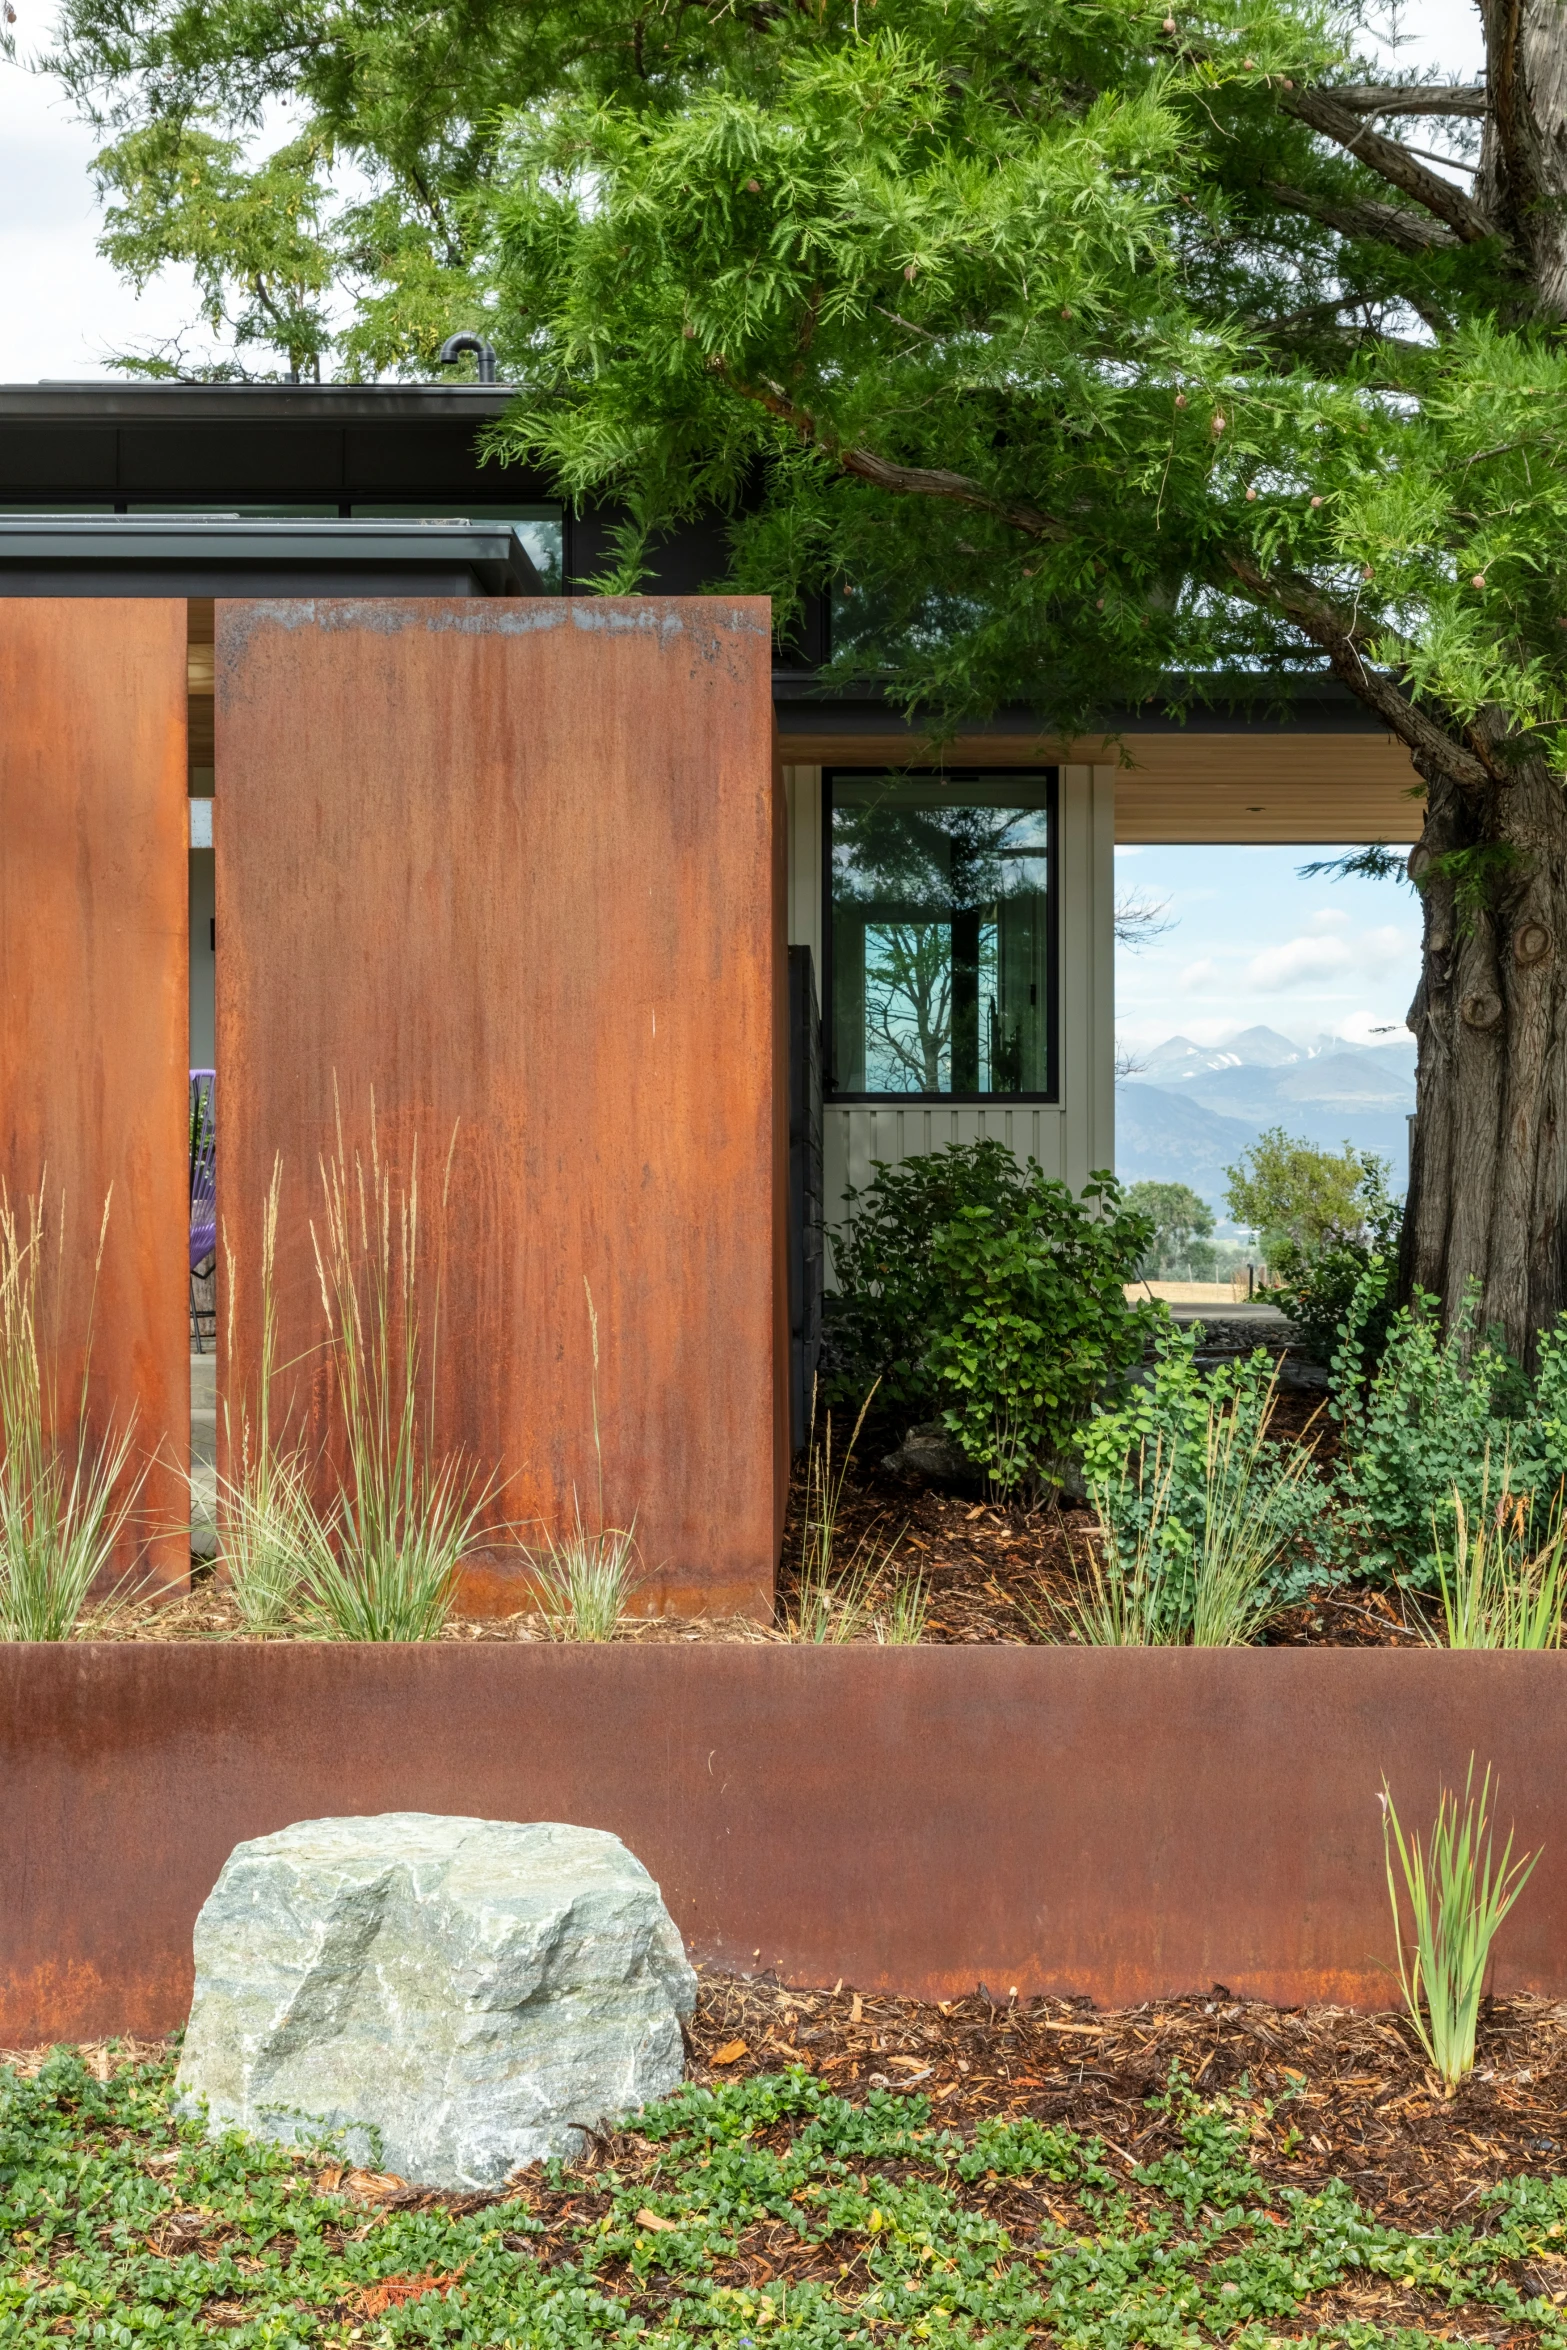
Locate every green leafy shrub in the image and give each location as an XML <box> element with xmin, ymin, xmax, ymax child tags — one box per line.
<box><xmin>1328</xmin><ymin>1270</ymin><xmax>1567</xmax><ymax>1589</ymax></box>
<box><xmin>1225</xmin><ymin>1130</ymin><xmax>1403</xmax><ymax>1364</ymax></box>
<box><xmin>1071</xmin><ymin>1325</ymin><xmax>1330</xmax><ymax>1638</ymax></box>
<box><xmin>1331</xmin><ymin>1274</ymin><xmax>1548</xmax><ymax>1588</ymax></box>
<box><xmin>829</xmin><ymin>1141</ymin><xmax>1156</xmax><ymax>1494</ymax></box>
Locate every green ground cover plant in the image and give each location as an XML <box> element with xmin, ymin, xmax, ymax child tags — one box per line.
<box><xmin>8</xmin><ymin>2047</ymin><xmax>1567</xmax><ymax>2350</ymax></box>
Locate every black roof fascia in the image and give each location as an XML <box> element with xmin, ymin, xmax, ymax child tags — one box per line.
<box><xmin>773</xmin><ymin>674</ymin><xmax>1390</xmax><ymax>739</ymax></box>
<box><xmin>0</xmin><ymin>516</ymin><xmax>544</xmax><ymax>596</ymax></box>
<box><xmin>0</xmin><ymin>382</ymin><xmax>551</xmax><ymax>510</ymax></box>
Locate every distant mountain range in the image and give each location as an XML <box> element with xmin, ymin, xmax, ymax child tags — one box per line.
<box><xmin>1116</xmin><ymin>1026</ymin><xmax>1415</xmax><ymax>1220</ymax></box>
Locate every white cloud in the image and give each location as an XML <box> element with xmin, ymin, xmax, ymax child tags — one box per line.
<box><xmin>1245</xmin><ymin>923</ymin><xmax>1414</xmax><ymax>993</ymax></box>
<box><xmin>1179</xmin><ymin>957</ymin><xmax>1221</xmax><ymax>987</ymax></box>
<box><xmin>1246</xmin><ymin>934</ymin><xmax>1353</xmax><ymax>989</ymax></box>
<box><xmin>1310</xmin><ymin>908</ymin><xmax>1351</xmax><ymax>931</ymax></box>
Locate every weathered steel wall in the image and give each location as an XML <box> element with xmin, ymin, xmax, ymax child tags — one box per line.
<box><xmin>215</xmin><ymin>597</ymin><xmax>784</xmax><ymax>1619</ymax></box>
<box><xmin>4</xmin><ymin>1646</ymin><xmax>1567</xmax><ymax>2042</ymax></box>
<box><xmin>0</xmin><ymin>602</ymin><xmax>189</xmax><ymax>1590</ymax></box>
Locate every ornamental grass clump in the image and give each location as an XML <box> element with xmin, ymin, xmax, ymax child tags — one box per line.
<box><xmin>1434</xmin><ymin>1465</ymin><xmax>1567</xmax><ymax>1651</ymax></box>
<box><xmin>531</xmin><ymin>1284</ymin><xmax>641</xmax><ymax>1640</ymax></box>
<box><xmin>789</xmin><ymin>1384</ymin><xmax>904</xmax><ymax>1642</ymax></box>
<box><xmin>1054</xmin><ymin>1331</ymin><xmax>1322</xmax><ymax>1646</ymax></box>
<box><xmin>1382</xmin><ymin>1759</ymin><xmax>1538</xmax><ymax>2094</ymax></box>
<box><xmin>218</xmin><ymin>1158</ymin><xmax>325</xmax><ymax>1634</ymax></box>
<box><xmin>0</xmin><ymin>1181</ymin><xmax>140</xmax><ymax>1639</ymax></box>
<box><xmin>302</xmin><ymin>1104</ymin><xmax>495</xmax><ymax>1642</ymax></box>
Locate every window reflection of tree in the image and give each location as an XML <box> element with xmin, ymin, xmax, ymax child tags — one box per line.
<box><xmin>836</xmin><ymin>798</ymin><xmax>1044</xmax><ymax>1096</ymax></box>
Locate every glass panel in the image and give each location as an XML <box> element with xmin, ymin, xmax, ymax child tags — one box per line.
<box><xmin>351</xmin><ymin>503</ymin><xmax>563</xmax><ymax>592</ymax></box>
<box><xmin>830</xmin><ymin>776</ymin><xmax>1051</xmax><ymax>1098</ymax></box>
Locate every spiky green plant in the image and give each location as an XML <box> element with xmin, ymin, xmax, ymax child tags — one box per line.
<box><xmin>789</xmin><ymin>1383</ymin><xmax>904</xmax><ymax>1642</ymax></box>
<box><xmin>529</xmin><ymin>1282</ymin><xmax>641</xmax><ymax>1639</ymax></box>
<box><xmin>873</xmin><ymin>1568</ymin><xmax>929</xmax><ymax>1646</ymax></box>
<box><xmin>1382</xmin><ymin>1760</ymin><xmax>1539</xmax><ymax>2094</ymax></box>
<box><xmin>301</xmin><ymin>1100</ymin><xmax>494</xmax><ymax>1641</ymax></box>
<box><xmin>218</xmin><ymin>1157</ymin><xmax>325</xmax><ymax>1633</ymax></box>
<box><xmin>0</xmin><ymin>1181</ymin><xmax>141</xmax><ymax>1639</ymax></box>
<box><xmin>1434</xmin><ymin>1468</ymin><xmax>1566</xmax><ymax>1651</ymax></box>
<box><xmin>1053</xmin><ymin>1374</ymin><xmax>1314</xmax><ymax>1647</ymax></box>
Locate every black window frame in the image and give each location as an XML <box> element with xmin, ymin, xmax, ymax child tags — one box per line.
<box><xmin>821</xmin><ymin>765</ymin><xmax>1061</xmax><ymax>1107</ymax></box>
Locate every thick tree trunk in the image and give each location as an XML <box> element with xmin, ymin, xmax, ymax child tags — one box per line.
<box><xmin>1403</xmin><ymin>746</ymin><xmax>1567</xmax><ymax>1363</ymax></box>
<box><xmin>1398</xmin><ymin>0</ymin><xmax>1567</xmax><ymax>1362</ymax></box>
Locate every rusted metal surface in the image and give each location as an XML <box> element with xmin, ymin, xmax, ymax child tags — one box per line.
<box><xmin>0</xmin><ymin>601</ymin><xmax>189</xmax><ymax>1590</ymax></box>
<box><xmin>215</xmin><ymin>597</ymin><xmax>783</xmax><ymax>1618</ymax></box>
<box><xmin>4</xmin><ymin>1646</ymin><xmax>1567</xmax><ymax>2041</ymax></box>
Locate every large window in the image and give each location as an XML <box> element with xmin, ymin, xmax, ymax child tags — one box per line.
<box><xmin>826</xmin><ymin>771</ymin><xmax>1056</xmax><ymax>1101</ymax></box>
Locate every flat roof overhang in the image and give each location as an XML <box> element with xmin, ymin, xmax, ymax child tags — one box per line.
<box><xmin>775</xmin><ymin>679</ymin><xmax>1422</xmax><ymax>844</ymax></box>
<box><xmin>0</xmin><ymin>516</ymin><xmax>544</xmax><ymax>598</ymax></box>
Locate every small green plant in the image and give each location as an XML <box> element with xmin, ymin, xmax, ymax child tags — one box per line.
<box><xmin>873</xmin><ymin>1567</ymin><xmax>929</xmax><ymax>1644</ymax></box>
<box><xmin>1068</xmin><ymin>1325</ymin><xmax>1328</xmax><ymax>1642</ymax></box>
<box><xmin>1381</xmin><ymin>1759</ymin><xmax>1539</xmax><ymax>2094</ymax></box>
<box><xmin>1055</xmin><ymin>1381</ymin><xmax>1317</xmax><ymax>1647</ymax></box>
<box><xmin>300</xmin><ymin>1101</ymin><xmax>495</xmax><ymax>1642</ymax></box>
<box><xmin>1433</xmin><ymin>1466</ymin><xmax>1567</xmax><ymax>1650</ymax></box>
<box><xmin>0</xmin><ymin>1182</ymin><xmax>141</xmax><ymax>1640</ymax></box>
<box><xmin>530</xmin><ymin>1282</ymin><xmax>641</xmax><ymax>1640</ymax></box>
<box><xmin>789</xmin><ymin>1384</ymin><xmax>903</xmax><ymax>1641</ymax></box>
<box><xmin>218</xmin><ymin>1158</ymin><xmax>324</xmax><ymax>1633</ymax></box>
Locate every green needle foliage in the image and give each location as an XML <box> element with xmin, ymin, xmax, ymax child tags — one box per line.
<box><xmin>1382</xmin><ymin>1759</ymin><xmax>1540</xmax><ymax>2095</ymax></box>
<box><xmin>10</xmin><ymin>2046</ymin><xmax>1567</xmax><ymax>2350</ymax></box>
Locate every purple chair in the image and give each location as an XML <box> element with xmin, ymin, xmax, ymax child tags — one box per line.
<box><xmin>189</xmin><ymin>1069</ymin><xmax>216</xmax><ymax>1352</ymax></box>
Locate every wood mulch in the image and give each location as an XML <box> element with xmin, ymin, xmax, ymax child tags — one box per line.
<box><xmin>9</xmin><ymin>1974</ymin><xmax>1566</xmax><ymax>2243</ymax></box>
<box><xmin>79</xmin><ymin>1368</ymin><xmax>1415</xmax><ymax>1648</ymax></box>
<box><xmin>680</xmin><ymin>1973</ymin><xmax>1567</xmax><ymax>2239</ymax></box>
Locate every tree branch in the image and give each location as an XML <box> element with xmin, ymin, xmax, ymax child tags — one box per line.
<box><xmin>1223</xmin><ymin>551</ymin><xmax>1494</xmax><ymax>790</ymax></box>
<box><xmin>1279</xmin><ymin>87</ymin><xmax>1498</xmax><ymax>240</ymax></box>
<box><xmin>716</xmin><ymin>363</ymin><xmax>1070</xmax><ymax>540</ymax></box>
<box><xmin>1263</xmin><ymin>178</ymin><xmax>1460</xmax><ymax>253</ymax></box>
<box><xmin>1327</xmin><ymin>83</ymin><xmax>1489</xmax><ymax>119</ymax></box>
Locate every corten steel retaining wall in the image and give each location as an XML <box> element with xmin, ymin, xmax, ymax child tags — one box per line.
<box><xmin>0</xmin><ymin>602</ymin><xmax>189</xmax><ymax>1589</ymax></box>
<box><xmin>4</xmin><ymin>1644</ymin><xmax>1567</xmax><ymax>2044</ymax></box>
<box><xmin>215</xmin><ymin>596</ymin><xmax>786</xmax><ymax>1623</ymax></box>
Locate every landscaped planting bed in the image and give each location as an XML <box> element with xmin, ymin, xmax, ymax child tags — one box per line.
<box><xmin>8</xmin><ymin>1977</ymin><xmax>1567</xmax><ymax>2349</ymax></box>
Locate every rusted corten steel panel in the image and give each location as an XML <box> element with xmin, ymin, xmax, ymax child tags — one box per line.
<box><xmin>5</xmin><ymin>1646</ymin><xmax>1567</xmax><ymax>2041</ymax></box>
<box><xmin>216</xmin><ymin>598</ymin><xmax>783</xmax><ymax>1618</ymax></box>
<box><xmin>0</xmin><ymin>602</ymin><xmax>189</xmax><ymax>1591</ymax></box>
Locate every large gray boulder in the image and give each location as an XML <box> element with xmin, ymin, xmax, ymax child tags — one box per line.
<box><xmin>174</xmin><ymin>1813</ymin><xmax>696</xmax><ymax>2189</ymax></box>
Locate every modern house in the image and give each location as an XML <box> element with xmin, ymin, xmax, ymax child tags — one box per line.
<box><xmin>0</xmin><ymin>376</ymin><xmax>1421</xmax><ymax>1607</ymax></box>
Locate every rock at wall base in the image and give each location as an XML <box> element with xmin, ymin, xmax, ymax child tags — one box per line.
<box><xmin>174</xmin><ymin>1813</ymin><xmax>696</xmax><ymax>2190</ymax></box>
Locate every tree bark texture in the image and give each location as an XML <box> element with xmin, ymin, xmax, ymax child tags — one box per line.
<box><xmin>1404</xmin><ymin>748</ymin><xmax>1567</xmax><ymax>1362</ymax></box>
<box><xmin>1396</xmin><ymin>0</ymin><xmax>1567</xmax><ymax>1360</ymax></box>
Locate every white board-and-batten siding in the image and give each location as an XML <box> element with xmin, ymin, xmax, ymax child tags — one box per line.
<box><xmin>782</xmin><ymin>763</ymin><xmax>1117</xmax><ymax>1247</ymax></box>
